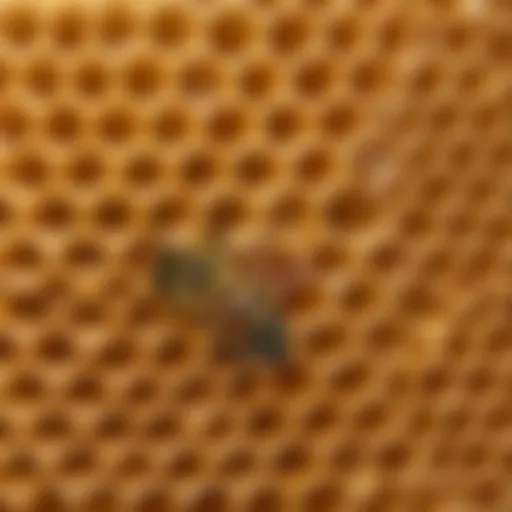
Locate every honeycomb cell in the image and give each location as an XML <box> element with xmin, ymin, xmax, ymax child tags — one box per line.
<box><xmin>66</xmin><ymin>238</ymin><xmax>104</xmax><ymax>268</ymax></box>
<box><xmin>82</xmin><ymin>487</ymin><xmax>119</xmax><ymax>512</ymax></box>
<box><xmin>97</xmin><ymin>7</ymin><xmax>136</xmax><ymax>46</ymax></box>
<box><xmin>247</xmin><ymin>405</ymin><xmax>282</xmax><ymax>437</ymax></box>
<box><xmin>338</xmin><ymin>277</ymin><xmax>376</xmax><ymax>314</ymax></box>
<box><xmin>132</xmin><ymin>488</ymin><xmax>171</xmax><ymax>512</ymax></box>
<box><xmin>95</xmin><ymin>336</ymin><xmax>135</xmax><ymax>368</ymax></box>
<box><xmin>35</xmin><ymin>196</ymin><xmax>75</xmax><ymax>230</ymax></box>
<box><xmin>9</xmin><ymin>291</ymin><xmax>48</xmax><ymax>322</ymax></box>
<box><xmin>457</xmin><ymin>63</ymin><xmax>485</xmax><ymax>96</ymax></box>
<box><xmin>303</xmin><ymin>319</ymin><xmax>343</xmax><ymax>356</ymax></box>
<box><xmin>98</xmin><ymin>107</ymin><xmax>136</xmax><ymax>144</ymax></box>
<box><xmin>8</xmin><ymin>372</ymin><xmax>45</xmax><ymax>402</ymax></box>
<box><xmin>267</xmin><ymin>191</ymin><xmax>306</xmax><ymax>227</ymax></box>
<box><xmin>207</xmin><ymin>104</ymin><xmax>247</xmax><ymax>143</ymax></box>
<box><xmin>74</xmin><ymin>60</ymin><xmax>110</xmax><ymax>98</ymax></box>
<box><xmin>272</xmin><ymin>367</ymin><xmax>309</xmax><ymax>396</ymax></box>
<box><xmin>272</xmin><ymin>442</ymin><xmax>311</xmax><ymax>475</ymax></box>
<box><xmin>487</xmin><ymin>27</ymin><xmax>512</xmax><ymax>63</ymax></box>
<box><xmin>301</xmin><ymin>402</ymin><xmax>337</xmax><ymax>434</ymax></box>
<box><xmin>31</xmin><ymin>488</ymin><xmax>67</xmax><ymax>512</ymax></box>
<box><xmin>186</xmin><ymin>486</ymin><xmax>229</xmax><ymax>512</ymax></box>
<box><xmin>245</xmin><ymin>487</ymin><xmax>283</xmax><ymax>512</ymax></box>
<box><xmin>175</xmin><ymin>373</ymin><xmax>211</xmax><ymax>404</ymax></box>
<box><xmin>310</xmin><ymin>242</ymin><xmax>345</xmax><ymax>273</ymax></box>
<box><xmin>152</xmin><ymin>334</ymin><xmax>190</xmax><ymax>366</ymax></box>
<box><xmin>6</xmin><ymin>238</ymin><xmax>43</xmax><ymax>270</ymax></box>
<box><xmin>152</xmin><ymin>106</ymin><xmax>189</xmax><ymax>142</ymax></box>
<box><xmin>236</xmin><ymin>148</ymin><xmax>275</xmax><ymax>185</ymax></box>
<box><xmin>238</xmin><ymin>61</ymin><xmax>276</xmax><ymax>98</ymax></box>
<box><xmin>324</xmin><ymin>187</ymin><xmax>376</xmax><ymax>231</ymax></box>
<box><xmin>67</xmin><ymin>374</ymin><xmax>104</xmax><ymax>402</ymax></box>
<box><xmin>11</xmin><ymin>150</ymin><xmax>48</xmax><ymax>187</ymax></box>
<box><xmin>37</xmin><ymin>332</ymin><xmax>74</xmax><ymax>363</ymax></box>
<box><xmin>219</xmin><ymin>446</ymin><xmax>255</xmax><ymax>476</ymax></box>
<box><xmin>124</xmin><ymin>151</ymin><xmax>161</xmax><ymax>187</ymax></box>
<box><xmin>209</xmin><ymin>10</ymin><xmax>255</xmax><ymax>54</ymax></box>
<box><xmin>408</xmin><ymin>61</ymin><xmax>443</xmax><ymax>98</ymax></box>
<box><xmin>331</xmin><ymin>439</ymin><xmax>364</xmax><ymax>471</ymax></box>
<box><xmin>182</xmin><ymin>148</ymin><xmax>218</xmax><ymax>186</ymax></box>
<box><xmin>50</xmin><ymin>7</ymin><xmax>88</xmax><ymax>50</ymax></box>
<box><xmin>25</xmin><ymin>58</ymin><xmax>59</xmax><ymax>97</ymax></box>
<box><xmin>367</xmin><ymin>238</ymin><xmax>405</xmax><ymax>275</ymax></box>
<box><xmin>377</xmin><ymin>15</ymin><xmax>408</xmax><ymax>51</ymax></box>
<box><xmin>204</xmin><ymin>193</ymin><xmax>246</xmax><ymax>232</ymax></box>
<box><xmin>144</xmin><ymin>412</ymin><xmax>180</xmax><ymax>440</ymax></box>
<box><xmin>94</xmin><ymin>412</ymin><xmax>131</xmax><ymax>440</ymax></box>
<box><xmin>1</xmin><ymin>104</ymin><xmax>29</xmax><ymax>143</ymax></box>
<box><xmin>327</xmin><ymin>15</ymin><xmax>359</xmax><ymax>50</ymax></box>
<box><xmin>2</xmin><ymin>7</ymin><xmax>39</xmax><ymax>46</ymax></box>
<box><xmin>46</xmin><ymin>104</ymin><xmax>82</xmax><ymax>143</ymax></box>
<box><xmin>300</xmin><ymin>482</ymin><xmax>341</xmax><ymax>512</ymax></box>
<box><xmin>94</xmin><ymin>196</ymin><xmax>132</xmax><ymax>231</ymax></box>
<box><xmin>362</xmin><ymin>316</ymin><xmax>405</xmax><ymax>354</ymax></box>
<box><xmin>203</xmin><ymin>410</ymin><xmax>233</xmax><ymax>440</ymax></box>
<box><xmin>329</xmin><ymin>359</ymin><xmax>370</xmax><ymax>394</ymax></box>
<box><xmin>5</xmin><ymin>450</ymin><xmax>38</xmax><ymax>478</ymax></box>
<box><xmin>0</xmin><ymin>198</ymin><xmax>13</xmax><ymax>228</ymax></box>
<box><xmin>123</xmin><ymin>57</ymin><xmax>162</xmax><ymax>98</ymax></box>
<box><xmin>353</xmin><ymin>399</ymin><xmax>387</xmax><ymax>433</ymax></box>
<box><xmin>321</xmin><ymin>101</ymin><xmax>358</xmax><ymax>137</ymax></box>
<box><xmin>294</xmin><ymin>57</ymin><xmax>332</xmax><ymax>97</ymax></box>
<box><xmin>58</xmin><ymin>445</ymin><xmax>96</xmax><ymax>475</ymax></box>
<box><xmin>0</xmin><ymin>59</ymin><xmax>8</xmax><ymax>92</ymax></box>
<box><xmin>34</xmin><ymin>411</ymin><xmax>72</xmax><ymax>439</ymax></box>
<box><xmin>149</xmin><ymin>6</ymin><xmax>191</xmax><ymax>47</ymax></box>
<box><xmin>266</xmin><ymin>104</ymin><xmax>303</xmax><ymax>141</ymax></box>
<box><xmin>115</xmin><ymin>450</ymin><xmax>149</xmax><ymax>477</ymax></box>
<box><xmin>166</xmin><ymin>448</ymin><xmax>201</xmax><ymax>479</ymax></box>
<box><xmin>268</xmin><ymin>13</ymin><xmax>310</xmax><ymax>54</ymax></box>
<box><xmin>124</xmin><ymin>375</ymin><xmax>158</xmax><ymax>404</ymax></box>
<box><xmin>68</xmin><ymin>149</ymin><xmax>105</xmax><ymax>185</ymax></box>
<box><xmin>0</xmin><ymin>333</ymin><xmax>17</xmax><ymax>364</ymax></box>
<box><xmin>349</xmin><ymin>57</ymin><xmax>388</xmax><ymax>94</ymax></box>
<box><xmin>180</xmin><ymin>58</ymin><xmax>221</xmax><ymax>97</ymax></box>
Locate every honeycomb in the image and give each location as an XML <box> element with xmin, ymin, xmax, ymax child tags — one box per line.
<box><xmin>1</xmin><ymin>0</ymin><xmax>511</xmax><ymax>510</ymax></box>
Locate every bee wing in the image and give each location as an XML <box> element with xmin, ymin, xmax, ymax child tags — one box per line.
<box><xmin>236</xmin><ymin>241</ymin><xmax>315</xmax><ymax>304</ymax></box>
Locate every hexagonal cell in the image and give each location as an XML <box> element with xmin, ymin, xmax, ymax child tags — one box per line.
<box><xmin>148</xmin><ymin>5</ymin><xmax>192</xmax><ymax>47</ymax></box>
<box><xmin>1</xmin><ymin>6</ymin><xmax>40</xmax><ymax>47</ymax></box>
<box><xmin>96</xmin><ymin>6</ymin><xmax>137</xmax><ymax>46</ymax></box>
<box><xmin>268</xmin><ymin>13</ymin><xmax>310</xmax><ymax>54</ymax></box>
<box><xmin>50</xmin><ymin>7</ymin><xmax>89</xmax><ymax>50</ymax></box>
<box><xmin>208</xmin><ymin>10</ymin><xmax>256</xmax><ymax>54</ymax></box>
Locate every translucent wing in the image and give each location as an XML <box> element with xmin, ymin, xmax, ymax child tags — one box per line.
<box><xmin>235</xmin><ymin>240</ymin><xmax>314</xmax><ymax>306</ymax></box>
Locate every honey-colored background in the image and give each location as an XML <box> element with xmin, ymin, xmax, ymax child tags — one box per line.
<box><xmin>1</xmin><ymin>1</ymin><xmax>511</xmax><ymax>510</ymax></box>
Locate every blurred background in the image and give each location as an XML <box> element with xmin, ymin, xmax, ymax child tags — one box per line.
<box><xmin>0</xmin><ymin>1</ymin><xmax>511</xmax><ymax>510</ymax></box>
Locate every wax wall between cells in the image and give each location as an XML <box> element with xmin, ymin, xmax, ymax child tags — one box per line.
<box><xmin>0</xmin><ymin>1</ymin><xmax>511</xmax><ymax>511</ymax></box>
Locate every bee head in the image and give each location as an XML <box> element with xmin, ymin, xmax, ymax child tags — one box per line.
<box><xmin>152</xmin><ymin>245</ymin><xmax>216</xmax><ymax>313</ymax></box>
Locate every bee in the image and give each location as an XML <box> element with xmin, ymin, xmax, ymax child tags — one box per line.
<box><xmin>152</xmin><ymin>236</ymin><xmax>312</xmax><ymax>364</ymax></box>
